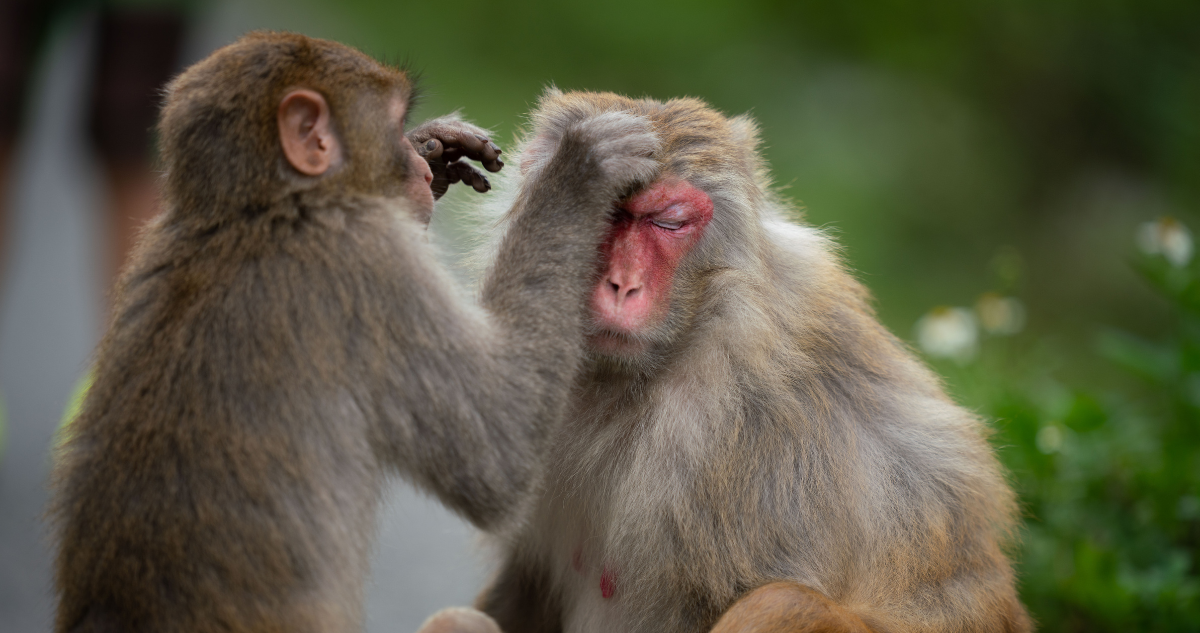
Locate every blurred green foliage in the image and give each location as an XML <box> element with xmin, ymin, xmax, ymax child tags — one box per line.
<box><xmin>288</xmin><ymin>0</ymin><xmax>1198</xmax><ymax>355</ymax></box>
<box><xmin>265</xmin><ymin>0</ymin><xmax>1199</xmax><ymax>627</ymax></box>
<box><xmin>934</xmin><ymin>241</ymin><xmax>1200</xmax><ymax>631</ymax></box>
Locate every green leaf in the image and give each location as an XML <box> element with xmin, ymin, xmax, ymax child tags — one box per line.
<box><xmin>1097</xmin><ymin>329</ymin><xmax>1178</xmax><ymax>383</ymax></box>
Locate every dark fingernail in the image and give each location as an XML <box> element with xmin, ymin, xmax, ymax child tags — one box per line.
<box><xmin>489</xmin><ymin>142</ymin><xmax>501</xmax><ymax>154</ymax></box>
<box><xmin>425</xmin><ymin>139</ymin><xmax>437</xmax><ymax>151</ymax></box>
<box><xmin>474</xmin><ymin>134</ymin><xmax>489</xmax><ymax>143</ymax></box>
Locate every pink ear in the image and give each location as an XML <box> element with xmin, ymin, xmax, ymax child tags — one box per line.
<box><xmin>278</xmin><ymin>88</ymin><xmax>339</xmax><ymax>176</ymax></box>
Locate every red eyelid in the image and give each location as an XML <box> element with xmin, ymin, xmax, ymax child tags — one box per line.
<box><xmin>623</xmin><ymin>178</ymin><xmax>715</xmax><ymax>236</ymax></box>
<box><xmin>649</xmin><ymin>217</ymin><xmax>689</xmax><ymax>233</ymax></box>
<box><xmin>650</xmin><ymin>204</ymin><xmax>688</xmax><ymax>221</ymax></box>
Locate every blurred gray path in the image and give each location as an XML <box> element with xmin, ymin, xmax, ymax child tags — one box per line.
<box><xmin>0</xmin><ymin>7</ymin><xmax>488</xmax><ymax>633</ymax></box>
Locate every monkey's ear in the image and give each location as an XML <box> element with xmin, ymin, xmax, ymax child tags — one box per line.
<box><xmin>728</xmin><ymin>114</ymin><xmax>761</xmax><ymax>152</ymax></box>
<box><xmin>278</xmin><ymin>88</ymin><xmax>341</xmax><ymax>176</ymax></box>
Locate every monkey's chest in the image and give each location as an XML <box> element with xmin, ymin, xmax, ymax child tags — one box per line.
<box><xmin>539</xmin><ymin>452</ymin><xmax>674</xmax><ymax>631</ymax></box>
<box><xmin>538</xmin><ymin>397</ymin><xmax>711</xmax><ymax>633</ymax></box>
<box><xmin>533</xmin><ymin>440</ymin><xmax>633</xmax><ymax>630</ymax></box>
<box><xmin>556</xmin><ymin>542</ymin><xmax>628</xmax><ymax>633</ymax></box>
<box><xmin>546</xmin><ymin>495</ymin><xmax>693</xmax><ymax>633</ymax></box>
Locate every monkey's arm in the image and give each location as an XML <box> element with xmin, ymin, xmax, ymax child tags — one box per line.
<box><xmin>377</xmin><ymin>113</ymin><xmax>659</xmax><ymax>529</ymax></box>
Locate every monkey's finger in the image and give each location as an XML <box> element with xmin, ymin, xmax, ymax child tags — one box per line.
<box><xmin>482</xmin><ymin>157</ymin><xmax>504</xmax><ymax>173</ymax></box>
<box><xmin>465</xmin><ymin>135</ymin><xmax>503</xmax><ymax>164</ymax></box>
<box><xmin>449</xmin><ymin>131</ymin><xmax>487</xmax><ymax>155</ymax></box>
<box><xmin>469</xmin><ymin>134</ymin><xmax>503</xmax><ymax>163</ymax></box>
<box><xmin>441</xmin><ymin>147</ymin><xmax>466</xmax><ymax>163</ymax></box>
<box><xmin>428</xmin><ymin>162</ymin><xmax>451</xmax><ymax>200</ymax></box>
<box><xmin>444</xmin><ymin>132</ymin><xmax>502</xmax><ymax>165</ymax></box>
<box><xmin>417</xmin><ymin>138</ymin><xmax>444</xmax><ymax>161</ymax></box>
<box><xmin>447</xmin><ymin>161</ymin><xmax>491</xmax><ymax>193</ymax></box>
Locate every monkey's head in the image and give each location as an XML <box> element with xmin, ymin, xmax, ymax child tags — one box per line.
<box><xmin>158</xmin><ymin>31</ymin><xmax>434</xmax><ymax>225</ymax></box>
<box><xmin>528</xmin><ymin>91</ymin><xmax>768</xmax><ymax>369</ymax></box>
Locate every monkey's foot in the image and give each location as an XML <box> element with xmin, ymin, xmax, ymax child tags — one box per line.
<box><xmin>415</xmin><ymin>607</ymin><xmax>502</xmax><ymax>633</ymax></box>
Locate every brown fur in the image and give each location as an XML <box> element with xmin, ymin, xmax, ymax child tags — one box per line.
<box><xmin>474</xmin><ymin>90</ymin><xmax>1031</xmax><ymax>633</ymax></box>
<box><xmin>47</xmin><ymin>36</ymin><xmax>658</xmax><ymax>633</ymax></box>
<box><xmin>710</xmin><ymin>583</ymin><xmax>873</xmax><ymax>633</ymax></box>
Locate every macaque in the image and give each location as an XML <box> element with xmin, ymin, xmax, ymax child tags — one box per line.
<box><xmin>47</xmin><ymin>34</ymin><xmax>658</xmax><ymax>633</ymax></box>
<box><xmin>475</xmin><ymin>90</ymin><xmax>1031</xmax><ymax>633</ymax></box>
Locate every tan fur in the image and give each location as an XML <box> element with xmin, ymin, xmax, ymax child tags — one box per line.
<box><xmin>47</xmin><ymin>37</ymin><xmax>658</xmax><ymax>633</ymax></box>
<box><xmin>710</xmin><ymin>583</ymin><xmax>873</xmax><ymax>633</ymax></box>
<box><xmin>475</xmin><ymin>91</ymin><xmax>1030</xmax><ymax>633</ymax></box>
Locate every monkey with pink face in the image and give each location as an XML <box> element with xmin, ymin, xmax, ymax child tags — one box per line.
<box><xmin>474</xmin><ymin>90</ymin><xmax>1030</xmax><ymax>633</ymax></box>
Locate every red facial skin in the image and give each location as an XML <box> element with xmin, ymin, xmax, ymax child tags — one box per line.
<box><xmin>400</xmin><ymin>135</ymin><xmax>435</xmax><ymax>225</ymax></box>
<box><xmin>589</xmin><ymin>178</ymin><xmax>714</xmax><ymax>355</ymax></box>
<box><xmin>393</xmin><ymin>98</ymin><xmax>435</xmax><ymax>225</ymax></box>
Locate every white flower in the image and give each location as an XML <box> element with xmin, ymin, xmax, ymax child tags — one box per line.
<box><xmin>975</xmin><ymin>292</ymin><xmax>1026</xmax><ymax>336</ymax></box>
<box><xmin>1137</xmin><ymin>216</ymin><xmax>1193</xmax><ymax>267</ymax></box>
<box><xmin>915</xmin><ymin>306</ymin><xmax>978</xmax><ymax>363</ymax></box>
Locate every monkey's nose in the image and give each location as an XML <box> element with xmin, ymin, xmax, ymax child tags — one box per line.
<box><xmin>607</xmin><ymin>280</ymin><xmax>641</xmax><ymax>308</ymax></box>
<box><xmin>592</xmin><ymin>273</ymin><xmax>653</xmax><ymax>331</ymax></box>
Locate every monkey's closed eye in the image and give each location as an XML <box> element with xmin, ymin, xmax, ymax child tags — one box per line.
<box><xmin>651</xmin><ymin>219</ymin><xmax>684</xmax><ymax>231</ymax></box>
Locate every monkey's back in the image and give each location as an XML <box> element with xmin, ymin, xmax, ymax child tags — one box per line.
<box><xmin>47</xmin><ymin>203</ymin><xmax>410</xmax><ymax>633</ymax></box>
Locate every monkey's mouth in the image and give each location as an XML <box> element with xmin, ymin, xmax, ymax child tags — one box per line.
<box><xmin>586</xmin><ymin>328</ymin><xmax>649</xmax><ymax>356</ymax></box>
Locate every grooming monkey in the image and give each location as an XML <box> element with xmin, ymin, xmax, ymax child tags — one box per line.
<box><xmin>475</xmin><ymin>91</ymin><xmax>1031</xmax><ymax>633</ymax></box>
<box><xmin>48</xmin><ymin>34</ymin><xmax>659</xmax><ymax>633</ymax></box>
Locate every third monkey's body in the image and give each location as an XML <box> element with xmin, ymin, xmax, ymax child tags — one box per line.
<box><xmin>479</xmin><ymin>92</ymin><xmax>1029</xmax><ymax>633</ymax></box>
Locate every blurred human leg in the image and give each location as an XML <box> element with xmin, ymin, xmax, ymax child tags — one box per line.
<box><xmin>88</xmin><ymin>8</ymin><xmax>185</xmax><ymax>294</ymax></box>
<box><xmin>0</xmin><ymin>0</ymin><xmax>58</xmax><ymax>283</ymax></box>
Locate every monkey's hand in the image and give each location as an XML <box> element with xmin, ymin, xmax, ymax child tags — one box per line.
<box><xmin>530</xmin><ymin>112</ymin><xmax>660</xmax><ymax>198</ymax></box>
<box><xmin>408</xmin><ymin>116</ymin><xmax>504</xmax><ymax>200</ymax></box>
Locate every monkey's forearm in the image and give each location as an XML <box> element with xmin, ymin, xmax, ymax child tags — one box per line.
<box><xmin>379</xmin><ymin>116</ymin><xmax>657</xmax><ymax>528</ymax></box>
<box><xmin>368</xmin><ymin>213</ymin><xmax>574</xmax><ymax>528</ymax></box>
<box><xmin>481</xmin><ymin>118</ymin><xmax>659</xmax><ymax>334</ymax></box>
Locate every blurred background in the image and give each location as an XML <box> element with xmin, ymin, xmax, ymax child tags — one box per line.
<box><xmin>0</xmin><ymin>0</ymin><xmax>1196</xmax><ymax>631</ymax></box>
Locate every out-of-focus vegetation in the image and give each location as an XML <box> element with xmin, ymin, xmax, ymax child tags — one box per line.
<box><xmin>929</xmin><ymin>217</ymin><xmax>1199</xmax><ymax>630</ymax></box>
<box><xmin>271</xmin><ymin>0</ymin><xmax>1199</xmax><ymax>628</ymax></box>
<box><xmin>295</xmin><ymin>0</ymin><xmax>1198</xmax><ymax>352</ymax></box>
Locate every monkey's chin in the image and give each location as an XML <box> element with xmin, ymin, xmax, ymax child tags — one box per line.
<box><xmin>586</xmin><ymin>329</ymin><xmax>649</xmax><ymax>357</ymax></box>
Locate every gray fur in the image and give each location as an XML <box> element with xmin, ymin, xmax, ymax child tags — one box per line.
<box><xmin>475</xmin><ymin>91</ymin><xmax>1029</xmax><ymax>633</ymax></box>
<box><xmin>47</xmin><ymin>35</ymin><xmax>658</xmax><ymax>633</ymax></box>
